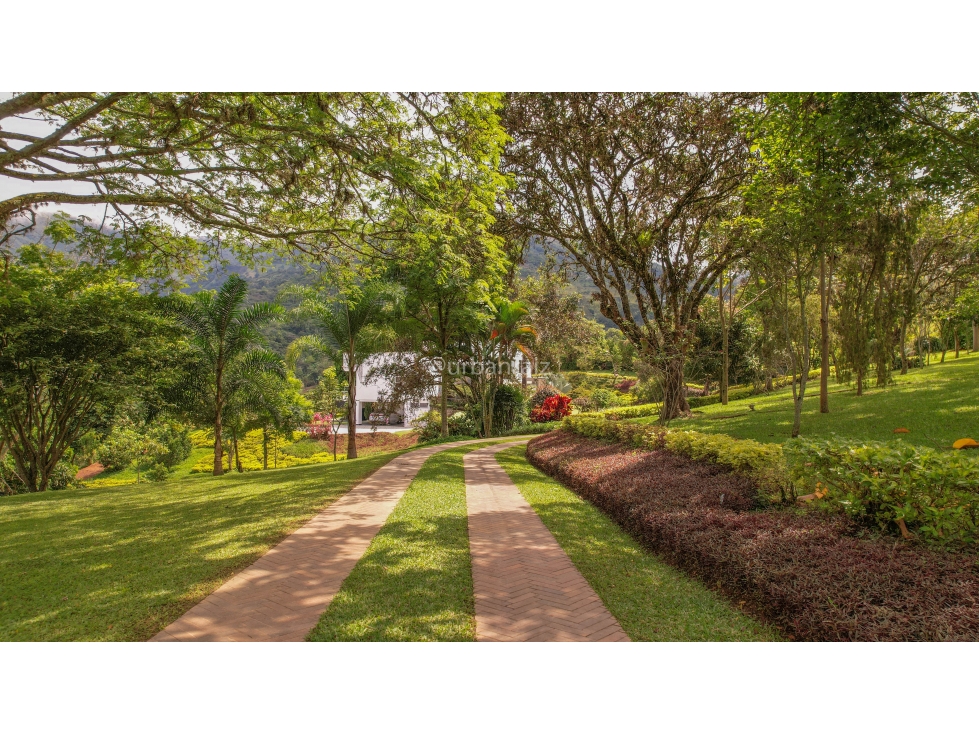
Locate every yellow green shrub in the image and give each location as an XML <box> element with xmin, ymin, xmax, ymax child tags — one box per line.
<box><xmin>563</xmin><ymin>415</ymin><xmax>786</xmax><ymax>498</ymax></box>
<box><xmin>189</xmin><ymin>429</ymin><xmax>343</xmax><ymax>473</ymax></box>
<box><xmin>188</xmin><ymin>429</ymin><xmax>213</xmax><ymax>448</ymax></box>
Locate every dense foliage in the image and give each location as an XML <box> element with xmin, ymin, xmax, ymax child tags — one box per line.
<box><xmin>0</xmin><ymin>248</ymin><xmax>177</xmax><ymax>493</ymax></box>
<box><xmin>786</xmin><ymin>437</ymin><xmax>979</xmax><ymax>544</ymax></box>
<box><xmin>528</xmin><ymin>430</ymin><xmax>979</xmax><ymax>641</ymax></box>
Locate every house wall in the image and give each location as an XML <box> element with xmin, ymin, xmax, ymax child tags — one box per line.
<box><xmin>348</xmin><ymin>352</ymin><xmax>532</xmax><ymax>426</ymax></box>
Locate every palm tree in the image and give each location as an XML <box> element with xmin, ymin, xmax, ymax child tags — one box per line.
<box><xmin>283</xmin><ymin>282</ymin><xmax>394</xmax><ymax>459</ymax></box>
<box><xmin>490</xmin><ymin>299</ymin><xmax>538</xmax><ymax>382</ymax></box>
<box><xmin>168</xmin><ymin>274</ymin><xmax>284</xmax><ymax>475</ymax></box>
<box><xmin>478</xmin><ymin>300</ymin><xmax>537</xmax><ymax>437</ymax></box>
<box><xmin>224</xmin><ymin>371</ymin><xmax>310</xmax><ymax>471</ymax></box>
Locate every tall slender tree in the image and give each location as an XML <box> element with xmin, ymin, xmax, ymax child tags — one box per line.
<box><xmin>167</xmin><ymin>274</ymin><xmax>284</xmax><ymax>475</ymax></box>
<box><xmin>284</xmin><ymin>282</ymin><xmax>394</xmax><ymax>459</ymax></box>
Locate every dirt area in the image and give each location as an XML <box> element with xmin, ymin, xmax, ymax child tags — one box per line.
<box><xmin>74</xmin><ymin>463</ymin><xmax>105</xmax><ymax>481</ymax></box>
<box><xmin>317</xmin><ymin>430</ymin><xmax>421</xmax><ymax>456</ymax></box>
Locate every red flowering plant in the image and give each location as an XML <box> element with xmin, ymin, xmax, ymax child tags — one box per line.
<box><xmin>306</xmin><ymin>412</ymin><xmax>333</xmax><ymax>439</ymax></box>
<box><xmin>529</xmin><ymin>394</ymin><xmax>572</xmax><ymax>423</ymax></box>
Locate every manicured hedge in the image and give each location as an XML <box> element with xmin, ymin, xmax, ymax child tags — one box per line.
<box><xmin>527</xmin><ymin>431</ymin><xmax>979</xmax><ymax>641</ymax></box>
<box><xmin>688</xmin><ymin>384</ymin><xmax>755</xmax><ymax>408</ymax></box>
<box><xmin>576</xmin><ymin>403</ymin><xmax>660</xmax><ymax>420</ymax></box>
<box><xmin>564</xmin><ymin>371</ymin><xmax>625</xmax><ymax>390</ymax></box>
<box><xmin>497</xmin><ymin>421</ymin><xmax>563</xmax><ymax>436</ymax></box>
<box><xmin>563</xmin><ymin>415</ymin><xmax>786</xmax><ymax>499</ymax></box>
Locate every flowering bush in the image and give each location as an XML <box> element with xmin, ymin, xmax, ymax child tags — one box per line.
<box><xmin>529</xmin><ymin>385</ymin><xmax>561</xmax><ymax>411</ymax></box>
<box><xmin>530</xmin><ymin>394</ymin><xmax>572</xmax><ymax>423</ymax></box>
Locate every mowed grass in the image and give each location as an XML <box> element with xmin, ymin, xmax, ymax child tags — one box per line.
<box><xmin>0</xmin><ymin>451</ymin><xmax>404</xmax><ymax>641</ymax></box>
<box><xmin>638</xmin><ymin>351</ymin><xmax>979</xmax><ymax>448</ymax></box>
<box><xmin>496</xmin><ymin>447</ymin><xmax>780</xmax><ymax>641</ymax></box>
<box><xmin>308</xmin><ymin>443</ymin><xmax>514</xmax><ymax>642</ymax></box>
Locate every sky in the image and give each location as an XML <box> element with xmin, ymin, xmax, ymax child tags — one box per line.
<box><xmin>1</xmin><ymin>103</ymin><xmax>109</xmax><ymax>220</ymax></box>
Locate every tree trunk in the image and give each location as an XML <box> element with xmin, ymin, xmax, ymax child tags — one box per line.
<box><xmin>347</xmin><ymin>354</ymin><xmax>358</xmax><ymax>460</ymax></box>
<box><xmin>819</xmin><ymin>254</ymin><xmax>830</xmax><ymax>413</ymax></box>
<box><xmin>794</xmin><ymin>349</ymin><xmax>811</xmax><ymax>438</ymax></box>
<box><xmin>440</xmin><ymin>358</ymin><xmax>449</xmax><ymax>438</ymax></box>
<box><xmin>213</xmin><ymin>408</ymin><xmax>224</xmax><ymax>476</ymax></box>
<box><xmin>973</xmin><ymin>320</ymin><xmax>978</xmax><ymax>352</ymax></box>
<box><xmin>262</xmin><ymin>426</ymin><xmax>269</xmax><ymax>470</ymax></box>
<box><xmin>482</xmin><ymin>381</ymin><xmax>495</xmax><ymax>438</ymax></box>
<box><xmin>899</xmin><ymin>319</ymin><xmax>909</xmax><ymax>375</ymax></box>
<box><xmin>954</xmin><ymin>328</ymin><xmax>960</xmax><ymax>359</ymax></box>
<box><xmin>233</xmin><ymin>428</ymin><xmax>242</xmax><ymax>473</ymax></box>
<box><xmin>660</xmin><ymin>355</ymin><xmax>690</xmax><ymax>422</ymax></box>
<box><xmin>790</xmin><ymin>356</ymin><xmax>801</xmax><ymax>438</ymax></box>
<box><xmin>792</xmin><ymin>308</ymin><xmax>811</xmax><ymax>439</ymax></box>
<box><xmin>719</xmin><ymin>271</ymin><xmax>729</xmax><ymax>406</ymax></box>
<box><xmin>856</xmin><ymin>367</ymin><xmax>864</xmax><ymax>396</ymax></box>
<box><xmin>926</xmin><ymin>317</ymin><xmax>931</xmax><ymax>366</ymax></box>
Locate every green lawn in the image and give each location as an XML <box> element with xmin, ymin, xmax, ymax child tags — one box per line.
<box><xmin>638</xmin><ymin>351</ymin><xmax>979</xmax><ymax>448</ymax></box>
<box><xmin>496</xmin><ymin>447</ymin><xmax>780</xmax><ymax>641</ymax></box>
<box><xmin>308</xmin><ymin>442</ymin><xmax>514</xmax><ymax>641</ymax></box>
<box><xmin>0</xmin><ymin>451</ymin><xmax>405</xmax><ymax>641</ymax></box>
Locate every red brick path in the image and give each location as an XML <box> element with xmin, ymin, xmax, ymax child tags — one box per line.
<box><xmin>151</xmin><ymin>441</ymin><xmax>493</xmax><ymax>642</ymax></box>
<box><xmin>465</xmin><ymin>443</ymin><xmax>629</xmax><ymax>642</ymax></box>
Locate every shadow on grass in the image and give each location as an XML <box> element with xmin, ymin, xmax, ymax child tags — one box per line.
<box><xmin>307</xmin><ymin>515</ymin><xmax>474</xmax><ymax>642</ymax></box>
<box><xmin>0</xmin><ymin>453</ymin><xmax>400</xmax><ymax>641</ymax></box>
<box><xmin>307</xmin><ymin>447</ymin><xmax>477</xmax><ymax>642</ymax></box>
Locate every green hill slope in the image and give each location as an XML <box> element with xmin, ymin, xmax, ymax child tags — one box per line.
<box><xmin>642</xmin><ymin>352</ymin><xmax>979</xmax><ymax>449</ymax></box>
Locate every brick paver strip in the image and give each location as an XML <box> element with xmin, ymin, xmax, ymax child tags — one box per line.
<box><xmin>465</xmin><ymin>443</ymin><xmax>629</xmax><ymax>642</ymax></box>
<box><xmin>151</xmin><ymin>438</ymin><xmax>518</xmax><ymax>642</ymax></box>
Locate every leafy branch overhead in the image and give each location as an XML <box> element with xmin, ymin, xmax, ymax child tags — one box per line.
<box><xmin>1</xmin><ymin>92</ymin><xmax>509</xmax><ymax>272</ymax></box>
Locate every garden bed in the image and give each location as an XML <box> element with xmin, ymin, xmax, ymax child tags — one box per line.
<box><xmin>526</xmin><ymin>430</ymin><xmax>979</xmax><ymax>641</ymax></box>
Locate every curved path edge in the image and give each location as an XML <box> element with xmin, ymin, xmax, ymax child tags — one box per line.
<box><xmin>151</xmin><ymin>437</ymin><xmax>532</xmax><ymax>642</ymax></box>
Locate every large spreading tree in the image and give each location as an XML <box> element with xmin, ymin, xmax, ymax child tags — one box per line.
<box><xmin>1</xmin><ymin>93</ymin><xmax>509</xmax><ymax>275</ymax></box>
<box><xmin>0</xmin><ymin>247</ymin><xmax>176</xmax><ymax>492</ymax></box>
<box><xmin>502</xmin><ymin>93</ymin><xmax>757</xmax><ymax>419</ymax></box>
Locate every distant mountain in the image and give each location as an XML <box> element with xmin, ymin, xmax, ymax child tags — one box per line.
<box><xmin>6</xmin><ymin>215</ymin><xmax>620</xmax><ymax>379</ymax></box>
<box><xmin>519</xmin><ymin>236</ymin><xmax>615</xmax><ymax>327</ymax></box>
<box><xmin>3</xmin><ymin>212</ymin><xmax>75</xmax><ymax>250</ymax></box>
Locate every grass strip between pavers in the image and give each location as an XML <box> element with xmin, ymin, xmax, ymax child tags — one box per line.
<box><xmin>0</xmin><ymin>450</ymin><xmax>408</xmax><ymax>641</ymax></box>
<box><xmin>308</xmin><ymin>441</ymin><xmax>518</xmax><ymax>641</ymax></box>
<box><xmin>495</xmin><ymin>446</ymin><xmax>781</xmax><ymax>641</ymax></box>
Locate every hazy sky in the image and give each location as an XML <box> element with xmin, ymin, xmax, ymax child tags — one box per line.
<box><xmin>1</xmin><ymin>98</ymin><xmax>112</xmax><ymax>220</ymax></box>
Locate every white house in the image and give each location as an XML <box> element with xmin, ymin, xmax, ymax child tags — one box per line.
<box><xmin>344</xmin><ymin>353</ymin><xmax>434</xmax><ymax>427</ymax></box>
<box><xmin>346</xmin><ymin>352</ymin><xmax>532</xmax><ymax>427</ymax></box>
